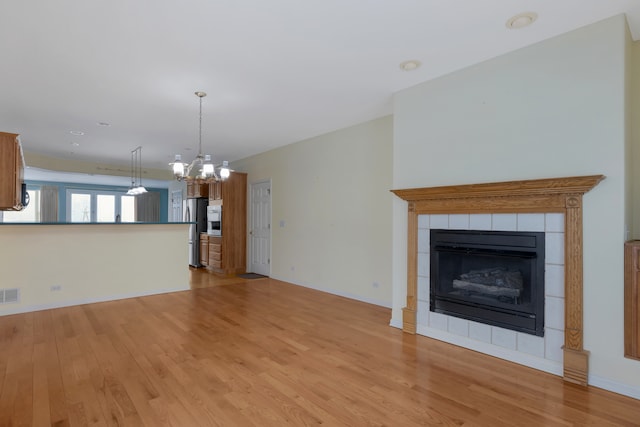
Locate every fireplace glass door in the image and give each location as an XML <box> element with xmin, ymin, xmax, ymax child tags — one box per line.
<box><xmin>430</xmin><ymin>229</ymin><xmax>545</xmax><ymax>336</ymax></box>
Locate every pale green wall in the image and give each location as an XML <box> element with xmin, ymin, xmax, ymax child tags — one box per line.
<box><xmin>392</xmin><ymin>15</ymin><xmax>640</xmax><ymax>392</ymax></box>
<box><xmin>233</xmin><ymin>116</ymin><xmax>393</xmax><ymax>307</ymax></box>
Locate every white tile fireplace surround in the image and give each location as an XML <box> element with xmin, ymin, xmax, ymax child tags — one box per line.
<box><xmin>416</xmin><ymin>213</ymin><xmax>565</xmax><ymax>375</ymax></box>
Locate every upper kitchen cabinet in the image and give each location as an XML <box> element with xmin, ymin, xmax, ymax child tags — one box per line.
<box><xmin>208</xmin><ymin>172</ymin><xmax>245</xmax><ymax>203</ymax></box>
<box><xmin>186</xmin><ymin>178</ymin><xmax>209</xmax><ymax>198</ymax></box>
<box><xmin>0</xmin><ymin>132</ymin><xmax>26</xmax><ymax>211</ymax></box>
<box><xmin>209</xmin><ymin>180</ymin><xmax>222</xmax><ymax>201</ymax></box>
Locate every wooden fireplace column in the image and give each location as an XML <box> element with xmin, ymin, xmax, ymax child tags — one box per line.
<box><xmin>392</xmin><ymin>175</ymin><xmax>604</xmax><ymax>386</ymax></box>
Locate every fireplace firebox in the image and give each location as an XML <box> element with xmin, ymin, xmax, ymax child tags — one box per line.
<box><xmin>430</xmin><ymin>229</ymin><xmax>545</xmax><ymax>336</ymax></box>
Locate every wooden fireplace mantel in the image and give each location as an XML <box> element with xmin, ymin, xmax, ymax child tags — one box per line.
<box><xmin>392</xmin><ymin>175</ymin><xmax>605</xmax><ymax>386</ymax></box>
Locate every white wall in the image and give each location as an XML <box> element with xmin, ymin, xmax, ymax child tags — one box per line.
<box><xmin>0</xmin><ymin>224</ymin><xmax>190</xmax><ymax>315</ymax></box>
<box><xmin>233</xmin><ymin>116</ymin><xmax>393</xmax><ymax>307</ymax></box>
<box><xmin>392</xmin><ymin>15</ymin><xmax>640</xmax><ymax>397</ymax></box>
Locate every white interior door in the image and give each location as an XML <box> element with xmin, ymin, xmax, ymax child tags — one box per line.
<box><xmin>171</xmin><ymin>190</ymin><xmax>183</xmax><ymax>222</ymax></box>
<box><xmin>250</xmin><ymin>180</ymin><xmax>271</xmax><ymax>276</ymax></box>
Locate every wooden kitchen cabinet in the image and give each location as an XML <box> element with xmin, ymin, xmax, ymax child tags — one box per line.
<box><xmin>208</xmin><ymin>173</ymin><xmax>247</xmax><ymax>203</ymax></box>
<box><xmin>205</xmin><ymin>172</ymin><xmax>247</xmax><ymax>275</ymax></box>
<box><xmin>208</xmin><ymin>236</ymin><xmax>222</xmax><ymax>270</ymax></box>
<box><xmin>209</xmin><ymin>181</ymin><xmax>222</xmax><ymax>201</ymax></box>
<box><xmin>186</xmin><ymin>178</ymin><xmax>209</xmax><ymax>198</ymax></box>
<box><xmin>624</xmin><ymin>241</ymin><xmax>640</xmax><ymax>360</ymax></box>
<box><xmin>0</xmin><ymin>132</ymin><xmax>25</xmax><ymax>211</ymax></box>
<box><xmin>199</xmin><ymin>233</ymin><xmax>209</xmax><ymax>267</ymax></box>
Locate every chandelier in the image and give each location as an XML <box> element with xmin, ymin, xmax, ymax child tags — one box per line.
<box><xmin>170</xmin><ymin>91</ymin><xmax>230</xmax><ymax>181</ymax></box>
<box><xmin>126</xmin><ymin>146</ymin><xmax>147</xmax><ymax>196</ymax></box>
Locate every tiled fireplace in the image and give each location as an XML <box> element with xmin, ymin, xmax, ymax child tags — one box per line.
<box><xmin>392</xmin><ymin>175</ymin><xmax>604</xmax><ymax>385</ymax></box>
<box><xmin>416</xmin><ymin>213</ymin><xmax>565</xmax><ymax>374</ymax></box>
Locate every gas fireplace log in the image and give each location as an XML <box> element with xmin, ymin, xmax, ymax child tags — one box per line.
<box><xmin>452</xmin><ymin>280</ymin><xmax>521</xmax><ymax>297</ymax></box>
<box><xmin>459</xmin><ymin>268</ymin><xmax>523</xmax><ymax>289</ymax></box>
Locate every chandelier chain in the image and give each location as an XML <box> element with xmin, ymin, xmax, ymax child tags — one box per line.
<box><xmin>198</xmin><ymin>94</ymin><xmax>203</xmax><ymax>156</ymax></box>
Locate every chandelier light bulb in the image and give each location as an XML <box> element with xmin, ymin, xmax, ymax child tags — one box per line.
<box><xmin>220</xmin><ymin>160</ymin><xmax>230</xmax><ymax>180</ymax></box>
<box><xmin>171</xmin><ymin>154</ymin><xmax>185</xmax><ymax>178</ymax></box>
<box><xmin>202</xmin><ymin>154</ymin><xmax>214</xmax><ymax>177</ymax></box>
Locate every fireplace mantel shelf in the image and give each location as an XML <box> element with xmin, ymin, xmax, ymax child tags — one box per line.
<box><xmin>392</xmin><ymin>175</ymin><xmax>605</xmax><ymax>386</ymax></box>
<box><xmin>392</xmin><ymin>175</ymin><xmax>605</xmax><ymax>202</ymax></box>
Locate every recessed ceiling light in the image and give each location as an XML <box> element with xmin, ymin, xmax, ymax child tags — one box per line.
<box><xmin>506</xmin><ymin>12</ymin><xmax>538</xmax><ymax>29</ymax></box>
<box><xmin>70</xmin><ymin>142</ymin><xmax>80</xmax><ymax>147</ymax></box>
<box><xmin>69</xmin><ymin>130</ymin><xmax>84</xmax><ymax>136</ymax></box>
<box><xmin>399</xmin><ymin>60</ymin><xmax>421</xmax><ymax>72</ymax></box>
<box><xmin>97</xmin><ymin>122</ymin><xmax>110</xmax><ymax>127</ymax></box>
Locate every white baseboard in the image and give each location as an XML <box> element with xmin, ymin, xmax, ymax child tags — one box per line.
<box><xmin>0</xmin><ymin>285</ymin><xmax>190</xmax><ymax>316</ymax></box>
<box><xmin>389</xmin><ymin>317</ymin><xmax>403</xmax><ymax>329</ymax></box>
<box><xmin>589</xmin><ymin>374</ymin><xmax>640</xmax><ymax>400</ymax></box>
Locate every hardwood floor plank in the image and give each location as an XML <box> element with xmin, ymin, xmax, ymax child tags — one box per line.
<box><xmin>41</xmin><ymin>328</ymin><xmax>70</xmax><ymax>426</ymax></box>
<box><xmin>258</xmin><ymin>369</ymin><xmax>347</xmax><ymax>426</ymax></box>
<box><xmin>32</xmin><ymin>342</ymin><xmax>52</xmax><ymax>426</ymax></box>
<box><xmin>0</xmin><ymin>370</ymin><xmax>18</xmax><ymax>427</ymax></box>
<box><xmin>1</xmin><ymin>271</ymin><xmax>639</xmax><ymax>426</ymax></box>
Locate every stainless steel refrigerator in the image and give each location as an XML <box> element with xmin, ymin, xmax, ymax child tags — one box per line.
<box><xmin>184</xmin><ymin>197</ymin><xmax>208</xmax><ymax>267</ymax></box>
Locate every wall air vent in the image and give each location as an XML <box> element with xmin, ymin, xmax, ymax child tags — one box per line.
<box><xmin>0</xmin><ymin>288</ymin><xmax>20</xmax><ymax>304</ymax></box>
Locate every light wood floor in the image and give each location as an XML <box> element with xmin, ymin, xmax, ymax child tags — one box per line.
<box><xmin>1</xmin><ymin>269</ymin><xmax>639</xmax><ymax>426</ymax></box>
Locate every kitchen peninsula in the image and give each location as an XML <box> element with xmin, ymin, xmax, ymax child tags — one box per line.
<box><xmin>0</xmin><ymin>222</ymin><xmax>190</xmax><ymax>316</ymax></box>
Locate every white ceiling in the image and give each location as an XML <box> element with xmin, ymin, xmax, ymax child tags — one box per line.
<box><xmin>2</xmin><ymin>0</ymin><xmax>639</xmax><ymax>172</ymax></box>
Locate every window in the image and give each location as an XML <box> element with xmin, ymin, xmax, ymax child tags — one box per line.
<box><xmin>121</xmin><ymin>195</ymin><xmax>135</xmax><ymax>222</ymax></box>
<box><xmin>69</xmin><ymin>192</ymin><xmax>91</xmax><ymax>222</ymax></box>
<box><xmin>1</xmin><ymin>188</ymin><xmax>41</xmax><ymax>222</ymax></box>
<box><xmin>66</xmin><ymin>190</ymin><xmax>135</xmax><ymax>223</ymax></box>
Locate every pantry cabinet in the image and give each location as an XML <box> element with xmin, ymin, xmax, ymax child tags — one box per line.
<box><xmin>204</xmin><ymin>172</ymin><xmax>247</xmax><ymax>275</ymax></box>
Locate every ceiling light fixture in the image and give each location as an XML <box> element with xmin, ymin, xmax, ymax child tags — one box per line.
<box><xmin>506</xmin><ymin>12</ymin><xmax>538</xmax><ymax>29</ymax></box>
<box><xmin>69</xmin><ymin>130</ymin><xmax>84</xmax><ymax>136</ymax></box>
<box><xmin>126</xmin><ymin>146</ymin><xmax>147</xmax><ymax>196</ymax></box>
<box><xmin>170</xmin><ymin>91</ymin><xmax>230</xmax><ymax>181</ymax></box>
<box><xmin>399</xmin><ymin>60</ymin><xmax>421</xmax><ymax>71</ymax></box>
